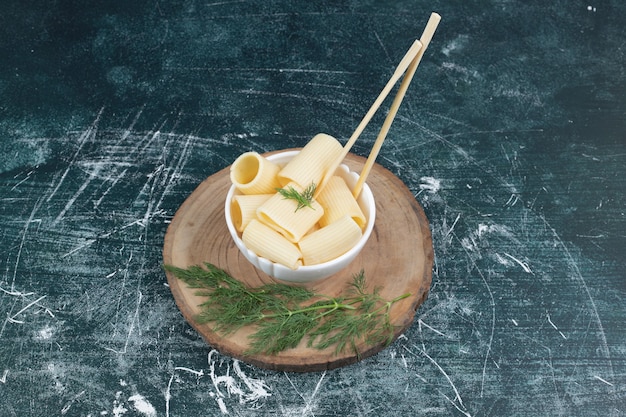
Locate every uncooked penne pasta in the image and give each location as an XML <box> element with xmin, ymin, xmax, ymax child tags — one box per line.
<box><xmin>242</xmin><ymin>219</ymin><xmax>303</xmax><ymax>270</ymax></box>
<box><xmin>256</xmin><ymin>182</ymin><xmax>324</xmax><ymax>242</ymax></box>
<box><xmin>316</xmin><ymin>176</ymin><xmax>366</xmax><ymax>229</ymax></box>
<box><xmin>230</xmin><ymin>194</ymin><xmax>273</xmax><ymax>232</ymax></box>
<box><xmin>230</xmin><ymin>152</ymin><xmax>282</xmax><ymax>195</ymax></box>
<box><xmin>277</xmin><ymin>133</ymin><xmax>343</xmax><ymax>188</ymax></box>
<box><xmin>298</xmin><ymin>215</ymin><xmax>363</xmax><ymax>265</ymax></box>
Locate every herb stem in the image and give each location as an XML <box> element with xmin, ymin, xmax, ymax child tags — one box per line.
<box><xmin>260</xmin><ymin>299</ymin><xmax>356</xmax><ymax>320</ymax></box>
<box><xmin>364</xmin><ymin>292</ymin><xmax>411</xmax><ymax>318</ymax></box>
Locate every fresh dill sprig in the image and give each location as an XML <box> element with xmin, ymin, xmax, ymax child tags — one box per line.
<box><xmin>164</xmin><ymin>264</ymin><xmax>410</xmax><ymax>356</ymax></box>
<box><xmin>275</xmin><ymin>182</ymin><xmax>316</xmax><ymax>211</ymax></box>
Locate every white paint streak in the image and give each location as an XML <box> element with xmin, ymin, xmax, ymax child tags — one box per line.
<box><xmin>305</xmin><ymin>371</ymin><xmax>327</xmax><ymax>415</ymax></box>
<box><xmin>0</xmin><ymin>286</ymin><xmax>34</xmax><ymax>297</ymax></box>
<box><xmin>117</xmin><ymin>106</ymin><xmax>144</xmax><ymax>145</ymax></box>
<box><xmin>540</xmin><ymin>215</ymin><xmax>615</xmax><ymax>382</ymax></box>
<box><xmin>593</xmin><ymin>375</ymin><xmax>614</xmax><ymax>386</ymax></box>
<box><xmin>61</xmin><ymin>238</ymin><xmax>97</xmax><ymax>258</ymax></box>
<box><xmin>456</xmin><ymin>234</ymin><xmax>495</xmax><ymax>398</ymax></box>
<box><xmin>233</xmin><ymin>360</ymin><xmax>271</xmax><ymax>403</ymax></box>
<box><xmin>61</xmin><ymin>219</ymin><xmax>143</xmax><ymax>258</ymax></box>
<box><xmin>10</xmin><ymin>169</ymin><xmax>34</xmax><ymax>191</ymax></box>
<box><xmin>503</xmin><ymin>252</ymin><xmax>533</xmax><ymax>274</ymax></box>
<box><xmin>104</xmin><ymin>290</ymin><xmax>142</xmax><ymax>355</ymax></box>
<box><xmin>216</xmin><ymin>397</ymin><xmax>228</xmax><ymax>414</ymax></box>
<box><xmin>418</xmin><ymin>319</ymin><xmax>446</xmax><ymax>337</ymax></box>
<box><xmin>441</xmin><ymin>34</ymin><xmax>469</xmax><ymax>56</ymax></box>
<box><xmin>7</xmin><ymin>295</ymin><xmax>47</xmax><ymax>324</ymax></box>
<box><xmin>284</xmin><ymin>370</ymin><xmax>326</xmax><ymax>417</ymax></box>
<box><xmin>52</xmin><ymin>164</ymin><xmax>102</xmax><ymax>225</ymax></box>
<box><xmin>164</xmin><ymin>374</ymin><xmax>174</xmax><ymax>417</ymax></box>
<box><xmin>154</xmin><ymin>133</ymin><xmax>195</xmax><ymax>212</ymax></box>
<box><xmin>10</xmin><ymin>197</ymin><xmax>43</xmax><ymax>294</ymax></box>
<box><xmin>37</xmin><ymin>325</ymin><xmax>55</xmax><ymax>340</ymax></box>
<box><xmin>112</xmin><ymin>403</ymin><xmax>127</xmax><ymax>417</ymax></box>
<box><xmin>445</xmin><ymin>213</ymin><xmax>461</xmax><ymax>238</ymax></box>
<box><xmin>478</xmin><ymin>223</ymin><xmax>513</xmax><ymax>238</ymax></box>
<box><xmin>207</xmin><ymin>350</ymin><xmax>271</xmax><ymax>414</ymax></box>
<box><xmin>441</xmin><ymin>62</ymin><xmax>481</xmax><ymax>80</ymax></box>
<box><xmin>128</xmin><ymin>394</ymin><xmax>156</xmax><ymax>417</ymax></box>
<box><xmin>47</xmin><ymin>108</ymin><xmax>103</xmax><ymax>203</ymax></box>
<box><xmin>94</xmin><ymin>168</ymin><xmax>128</xmax><ymax>208</ymax></box>
<box><xmin>494</xmin><ymin>252</ymin><xmax>512</xmax><ymax>266</ymax></box>
<box><xmin>165</xmin><ymin>366</ymin><xmax>207</xmax><ymax>417</ymax></box>
<box><xmin>174</xmin><ymin>366</ymin><xmax>204</xmax><ymax>377</ymax></box>
<box><xmin>419</xmin><ymin>347</ymin><xmax>472</xmax><ymax>417</ymax></box>
<box><xmin>61</xmin><ymin>390</ymin><xmax>85</xmax><ymax>415</ymax></box>
<box><xmin>112</xmin><ymin>391</ymin><xmax>128</xmax><ymax>417</ymax></box>
<box><xmin>419</xmin><ymin>176</ymin><xmax>441</xmax><ymax>194</ymax></box>
<box><xmin>504</xmin><ymin>193</ymin><xmax>520</xmax><ymax>207</ymax></box>
<box><xmin>401</xmin><ymin>354</ymin><xmax>408</xmax><ymax>369</ymax></box>
<box><xmin>546</xmin><ymin>313</ymin><xmax>567</xmax><ymax>340</ymax></box>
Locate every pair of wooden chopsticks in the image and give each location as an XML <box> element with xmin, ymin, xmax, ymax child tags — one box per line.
<box><xmin>315</xmin><ymin>12</ymin><xmax>441</xmax><ymax>199</ymax></box>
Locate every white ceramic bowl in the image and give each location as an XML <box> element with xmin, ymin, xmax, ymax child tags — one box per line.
<box><xmin>225</xmin><ymin>150</ymin><xmax>376</xmax><ymax>283</ymax></box>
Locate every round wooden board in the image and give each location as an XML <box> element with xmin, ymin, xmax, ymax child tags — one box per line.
<box><xmin>162</xmin><ymin>150</ymin><xmax>433</xmax><ymax>372</ymax></box>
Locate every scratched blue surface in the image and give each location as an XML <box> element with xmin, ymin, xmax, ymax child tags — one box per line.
<box><xmin>1</xmin><ymin>1</ymin><xmax>625</xmax><ymax>416</ymax></box>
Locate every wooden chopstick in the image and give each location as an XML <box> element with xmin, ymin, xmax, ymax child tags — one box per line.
<box><xmin>352</xmin><ymin>12</ymin><xmax>441</xmax><ymax>198</ymax></box>
<box><xmin>314</xmin><ymin>39</ymin><xmax>424</xmax><ymax>198</ymax></box>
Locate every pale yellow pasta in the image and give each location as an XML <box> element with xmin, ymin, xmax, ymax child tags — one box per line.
<box><xmin>277</xmin><ymin>133</ymin><xmax>343</xmax><ymax>188</ymax></box>
<box><xmin>230</xmin><ymin>194</ymin><xmax>273</xmax><ymax>232</ymax></box>
<box><xmin>298</xmin><ymin>215</ymin><xmax>362</xmax><ymax>265</ymax></box>
<box><xmin>303</xmin><ymin>222</ymin><xmax>321</xmax><ymax>236</ymax></box>
<box><xmin>316</xmin><ymin>176</ymin><xmax>366</xmax><ymax>229</ymax></box>
<box><xmin>242</xmin><ymin>219</ymin><xmax>303</xmax><ymax>270</ymax></box>
<box><xmin>256</xmin><ymin>182</ymin><xmax>324</xmax><ymax>243</ymax></box>
<box><xmin>230</xmin><ymin>152</ymin><xmax>282</xmax><ymax>195</ymax></box>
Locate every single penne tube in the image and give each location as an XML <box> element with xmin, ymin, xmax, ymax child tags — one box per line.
<box><xmin>298</xmin><ymin>215</ymin><xmax>363</xmax><ymax>265</ymax></box>
<box><xmin>230</xmin><ymin>194</ymin><xmax>273</xmax><ymax>232</ymax></box>
<box><xmin>277</xmin><ymin>133</ymin><xmax>343</xmax><ymax>188</ymax></box>
<box><xmin>230</xmin><ymin>152</ymin><xmax>282</xmax><ymax>195</ymax></box>
<box><xmin>242</xmin><ymin>219</ymin><xmax>303</xmax><ymax>270</ymax></box>
<box><xmin>316</xmin><ymin>176</ymin><xmax>366</xmax><ymax>229</ymax></box>
<box><xmin>256</xmin><ymin>182</ymin><xmax>324</xmax><ymax>243</ymax></box>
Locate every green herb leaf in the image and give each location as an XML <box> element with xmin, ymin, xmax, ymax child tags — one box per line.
<box><xmin>163</xmin><ymin>263</ymin><xmax>410</xmax><ymax>356</ymax></box>
<box><xmin>275</xmin><ymin>182</ymin><xmax>316</xmax><ymax>211</ymax></box>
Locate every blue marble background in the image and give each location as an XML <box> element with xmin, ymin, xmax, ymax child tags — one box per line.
<box><xmin>1</xmin><ymin>1</ymin><xmax>624</xmax><ymax>416</ymax></box>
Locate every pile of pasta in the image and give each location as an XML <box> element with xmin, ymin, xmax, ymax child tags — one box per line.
<box><xmin>229</xmin><ymin>134</ymin><xmax>367</xmax><ymax>270</ymax></box>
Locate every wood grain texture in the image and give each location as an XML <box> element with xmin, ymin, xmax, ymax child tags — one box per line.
<box><xmin>163</xmin><ymin>150</ymin><xmax>433</xmax><ymax>371</ymax></box>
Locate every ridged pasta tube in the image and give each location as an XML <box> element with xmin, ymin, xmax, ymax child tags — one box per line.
<box><xmin>316</xmin><ymin>176</ymin><xmax>366</xmax><ymax>229</ymax></box>
<box><xmin>230</xmin><ymin>152</ymin><xmax>282</xmax><ymax>195</ymax></box>
<box><xmin>277</xmin><ymin>133</ymin><xmax>343</xmax><ymax>188</ymax></box>
<box><xmin>298</xmin><ymin>215</ymin><xmax>363</xmax><ymax>265</ymax></box>
<box><xmin>230</xmin><ymin>194</ymin><xmax>273</xmax><ymax>232</ymax></box>
<box><xmin>256</xmin><ymin>182</ymin><xmax>324</xmax><ymax>243</ymax></box>
<box><xmin>242</xmin><ymin>219</ymin><xmax>303</xmax><ymax>270</ymax></box>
